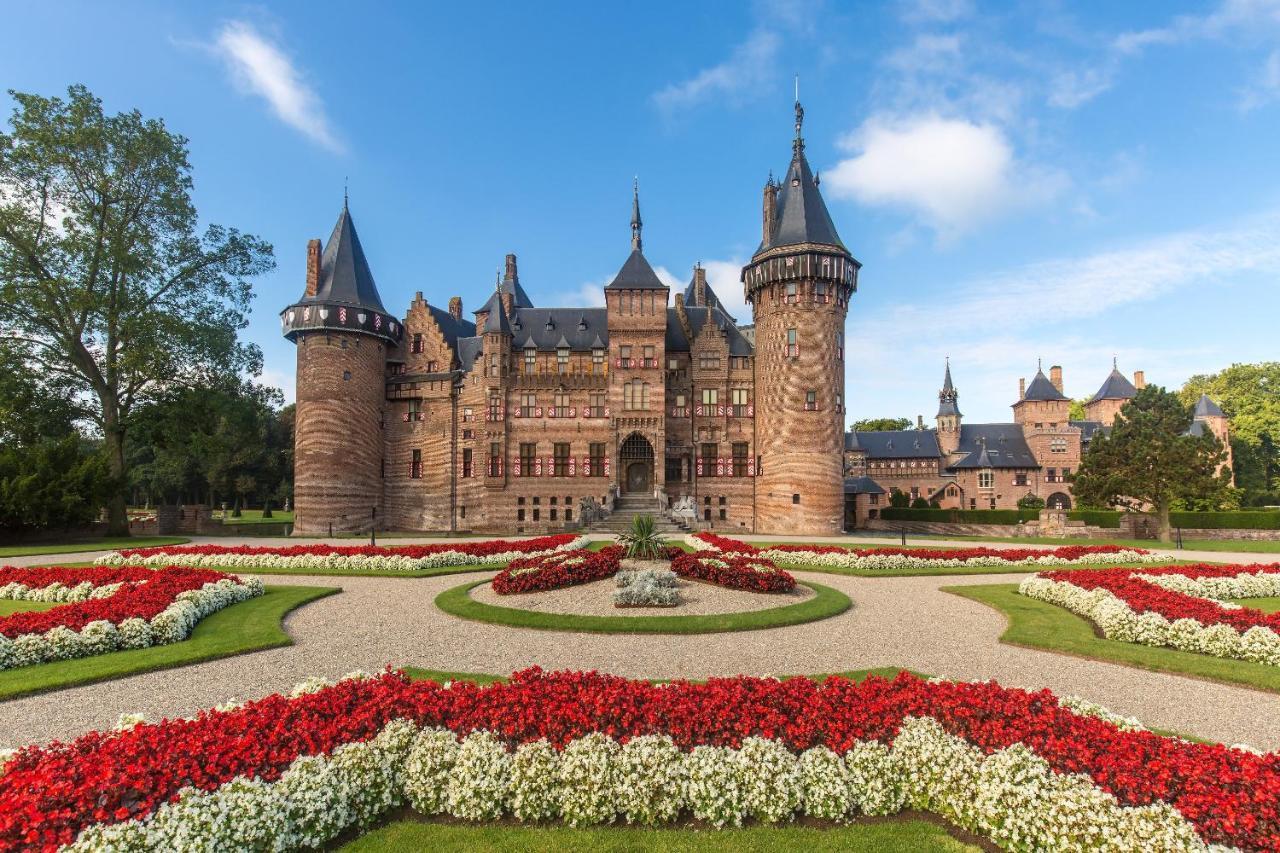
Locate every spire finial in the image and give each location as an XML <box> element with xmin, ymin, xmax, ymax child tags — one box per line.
<box><xmin>1038</xmin><ymin>357</ymin><xmax>1043</xmax><ymax>372</ymax></box>
<box><xmin>1113</xmin><ymin>354</ymin><xmax>1118</xmax><ymax>369</ymax></box>
<box><xmin>630</xmin><ymin>177</ymin><xmax>643</xmax><ymax>252</ymax></box>
<box><xmin>793</xmin><ymin>80</ymin><xmax>805</xmax><ymax>156</ymax></box>
<box><xmin>495</xmin><ymin>268</ymin><xmax>501</xmax><ymax>292</ymax></box>
<box><xmin>343</xmin><ymin>177</ymin><xmax>349</xmax><ymax>209</ymax></box>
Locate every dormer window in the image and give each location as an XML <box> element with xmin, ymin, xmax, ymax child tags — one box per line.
<box><xmin>524</xmin><ymin>347</ymin><xmax>536</xmax><ymax>373</ymax></box>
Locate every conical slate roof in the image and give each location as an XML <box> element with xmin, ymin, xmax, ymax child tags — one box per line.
<box><xmin>1193</xmin><ymin>394</ymin><xmax>1225</xmax><ymax>418</ymax></box>
<box><xmin>305</xmin><ymin>203</ymin><xmax>387</xmax><ymax>312</ymax></box>
<box><xmin>758</xmin><ymin>103</ymin><xmax>845</xmax><ymax>254</ymax></box>
<box><xmin>606</xmin><ymin>248</ymin><xmax>668</xmax><ymax>290</ymax></box>
<box><xmin>937</xmin><ymin>360</ymin><xmax>961</xmax><ymax>418</ymax></box>
<box><xmin>1090</xmin><ymin>368</ymin><xmax>1137</xmax><ymax>403</ymax></box>
<box><xmin>1022</xmin><ymin>369</ymin><xmax>1068</xmax><ymax>402</ymax></box>
<box><xmin>483</xmin><ymin>292</ymin><xmax>513</xmax><ymax>335</ymax></box>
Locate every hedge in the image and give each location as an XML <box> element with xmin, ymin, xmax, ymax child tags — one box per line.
<box><xmin>1067</xmin><ymin>509</ymin><xmax>1122</xmax><ymax>528</ymax></box>
<box><xmin>879</xmin><ymin>508</ymin><xmax>1039</xmax><ymax>525</ymax></box>
<box><xmin>1168</xmin><ymin>510</ymin><xmax>1280</xmax><ymax>530</ymax></box>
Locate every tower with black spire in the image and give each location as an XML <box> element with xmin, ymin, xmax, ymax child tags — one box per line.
<box><xmin>741</xmin><ymin>98</ymin><xmax>859</xmax><ymax>534</ymax></box>
<box><xmin>936</xmin><ymin>359</ymin><xmax>963</xmax><ymax>457</ymax></box>
<box><xmin>282</xmin><ymin>200</ymin><xmax>402</xmax><ymax>535</ymax></box>
<box><xmin>605</xmin><ymin>179</ymin><xmax>670</xmax><ymax>499</ymax></box>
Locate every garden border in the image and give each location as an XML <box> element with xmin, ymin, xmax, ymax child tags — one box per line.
<box><xmin>434</xmin><ymin>579</ymin><xmax>851</xmax><ymax>635</ymax></box>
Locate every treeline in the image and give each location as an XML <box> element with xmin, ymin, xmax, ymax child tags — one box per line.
<box><xmin>1179</xmin><ymin>362</ymin><xmax>1280</xmax><ymax>507</ymax></box>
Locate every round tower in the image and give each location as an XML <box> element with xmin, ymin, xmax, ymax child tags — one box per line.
<box><xmin>282</xmin><ymin>201</ymin><xmax>402</xmax><ymax>535</ymax></box>
<box><xmin>742</xmin><ymin>100</ymin><xmax>859</xmax><ymax>535</ymax></box>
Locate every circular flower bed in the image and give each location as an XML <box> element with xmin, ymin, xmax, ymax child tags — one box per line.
<box><xmin>1020</xmin><ymin>563</ymin><xmax>1280</xmax><ymax>666</ymax></box>
<box><xmin>491</xmin><ymin>547</ymin><xmax>623</xmax><ymax>595</ymax></box>
<box><xmin>0</xmin><ymin>565</ymin><xmax>262</xmax><ymax>670</ymax></box>
<box><xmin>670</xmin><ymin>551</ymin><xmax>796</xmax><ymax>593</ymax></box>
<box><xmin>5</xmin><ymin>668</ymin><xmax>1276</xmax><ymax>852</ymax></box>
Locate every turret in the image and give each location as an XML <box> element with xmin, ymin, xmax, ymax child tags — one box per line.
<box><xmin>741</xmin><ymin>99</ymin><xmax>858</xmax><ymax>534</ymax></box>
<box><xmin>1192</xmin><ymin>394</ymin><xmax>1233</xmax><ymax>484</ymax></box>
<box><xmin>1084</xmin><ymin>358</ymin><xmax>1139</xmax><ymax>427</ymax></box>
<box><xmin>936</xmin><ymin>359</ymin><xmax>962</xmax><ymax>456</ymax></box>
<box><xmin>282</xmin><ymin>200</ymin><xmax>399</xmax><ymax>535</ymax></box>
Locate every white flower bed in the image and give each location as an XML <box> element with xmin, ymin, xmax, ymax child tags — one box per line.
<box><xmin>94</xmin><ymin>536</ymin><xmax>591</xmax><ymax>574</ymax></box>
<box><xmin>0</xmin><ymin>577</ymin><xmax>263</xmax><ymax>671</ymax></box>
<box><xmin>66</xmin><ymin>714</ymin><xmax>1222</xmax><ymax>852</ymax></box>
<box><xmin>760</xmin><ymin>548</ymin><xmax>1164</xmax><ymax>572</ymax></box>
<box><xmin>1019</xmin><ymin>572</ymin><xmax>1280</xmax><ymax>667</ymax></box>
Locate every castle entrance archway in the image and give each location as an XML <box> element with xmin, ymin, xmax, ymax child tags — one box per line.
<box><xmin>1046</xmin><ymin>492</ymin><xmax>1072</xmax><ymax>510</ymax></box>
<box><xmin>620</xmin><ymin>433</ymin><xmax>654</xmax><ymax>494</ymax></box>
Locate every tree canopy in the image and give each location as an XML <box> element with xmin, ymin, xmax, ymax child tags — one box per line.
<box><xmin>1072</xmin><ymin>386</ymin><xmax>1233</xmax><ymax>540</ymax></box>
<box><xmin>1179</xmin><ymin>362</ymin><xmax>1280</xmax><ymax>506</ymax></box>
<box><xmin>852</xmin><ymin>416</ymin><xmax>912</xmax><ymax>432</ymax></box>
<box><xmin>0</xmin><ymin>85</ymin><xmax>274</xmax><ymax>533</ymax></box>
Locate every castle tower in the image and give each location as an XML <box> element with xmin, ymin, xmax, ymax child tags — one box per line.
<box><xmin>742</xmin><ymin>100</ymin><xmax>859</xmax><ymax>534</ymax></box>
<box><xmin>1084</xmin><ymin>359</ymin><xmax>1139</xmax><ymax>427</ymax></box>
<box><xmin>480</xmin><ymin>284</ymin><xmax>513</xmax><ymax>491</ymax></box>
<box><xmin>1192</xmin><ymin>394</ymin><xmax>1234</xmax><ymax>483</ymax></box>
<box><xmin>282</xmin><ymin>200</ymin><xmax>401</xmax><ymax>535</ymax></box>
<box><xmin>936</xmin><ymin>359</ymin><xmax>962</xmax><ymax>457</ymax></box>
<box><xmin>605</xmin><ymin>179</ymin><xmax>669</xmax><ymax>498</ymax></box>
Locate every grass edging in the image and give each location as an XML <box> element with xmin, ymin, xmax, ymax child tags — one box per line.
<box><xmin>433</xmin><ymin>580</ymin><xmax>851</xmax><ymax>635</ymax></box>
<box><xmin>944</xmin><ymin>583</ymin><xmax>1280</xmax><ymax>694</ymax></box>
<box><xmin>0</xmin><ymin>536</ymin><xmax>190</xmax><ymax>558</ymax></box>
<box><xmin>771</xmin><ymin>558</ymin><xmax>1182</xmax><ymax>579</ymax></box>
<box><xmin>0</xmin><ymin>585</ymin><xmax>339</xmax><ymax>701</ymax></box>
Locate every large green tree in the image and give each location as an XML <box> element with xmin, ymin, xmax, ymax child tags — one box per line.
<box><xmin>851</xmin><ymin>416</ymin><xmax>912</xmax><ymax>432</ymax></box>
<box><xmin>1072</xmin><ymin>386</ymin><xmax>1233</xmax><ymax>541</ymax></box>
<box><xmin>1179</xmin><ymin>362</ymin><xmax>1280</xmax><ymax>505</ymax></box>
<box><xmin>0</xmin><ymin>85</ymin><xmax>274</xmax><ymax>534</ymax></box>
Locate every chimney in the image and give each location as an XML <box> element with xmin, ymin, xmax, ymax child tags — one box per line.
<box><xmin>916</xmin><ymin>414</ymin><xmax>924</xmax><ymax>430</ymax></box>
<box><xmin>1018</xmin><ymin>377</ymin><xmax>1026</xmax><ymax>399</ymax></box>
<box><xmin>1133</xmin><ymin>370</ymin><xmax>1146</xmax><ymax>389</ymax></box>
<box><xmin>762</xmin><ymin>180</ymin><xmax>778</xmax><ymax>244</ymax></box>
<box><xmin>305</xmin><ymin>239</ymin><xmax>321</xmax><ymax>297</ymax></box>
<box><xmin>693</xmin><ymin>265</ymin><xmax>707</xmax><ymax>303</ymax></box>
<box><xmin>448</xmin><ymin>296</ymin><xmax>463</xmax><ymax>322</ymax></box>
<box><xmin>1050</xmin><ymin>365</ymin><xmax>1063</xmax><ymax>393</ymax></box>
<box><xmin>504</xmin><ymin>253</ymin><xmax>518</xmax><ymax>282</ymax></box>
<box><xmin>674</xmin><ymin>292</ymin><xmax>684</xmax><ymax>309</ymax></box>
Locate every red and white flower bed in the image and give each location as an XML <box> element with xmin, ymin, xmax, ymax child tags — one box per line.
<box><xmin>1020</xmin><ymin>563</ymin><xmax>1280</xmax><ymax>666</ymax></box>
<box><xmin>0</xmin><ymin>565</ymin><xmax>261</xmax><ymax>671</ymax></box>
<box><xmin>3</xmin><ymin>667</ymin><xmax>1276</xmax><ymax>852</ymax></box>
<box><xmin>670</xmin><ymin>551</ymin><xmax>797</xmax><ymax>593</ymax></box>
<box><xmin>688</xmin><ymin>532</ymin><xmax>1162</xmax><ymax>571</ymax></box>
<box><xmin>491</xmin><ymin>547</ymin><xmax>623</xmax><ymax>594</ymax></box>
<box><xmin>96</xmin><ymin>534</ymin><xmax>589</xmax><ymax>574</ymax></box>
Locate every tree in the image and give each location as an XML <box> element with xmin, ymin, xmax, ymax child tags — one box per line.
<box><xmin>1017</xmin><ymin>493</ymin><xmax>1045</xmax><ymax>510</ymax></box>
<box><xmin>1068</xmin><ymin>398</ymin><xmax>1088</xmax><ymax>421</ymax></box>
<box><xmin>852</xmin><ymin>417</ymin><xmax>911</xmax><ymax>432</ymax></box>
<box><xmin>888</xmin><ymin>488</ymin><xmax>910</xmax><ymax>508</ymax></box>
<box><xmin>0</xmin><ymin>85</ymin><xmax>274</xmax><ymax>534</ymax></box>
<box><xmin>909</xmin><ymin>496</ymin><xmax>930</xmax><ymax>509</ymax></box>
<box><xmin>1072</xmin><ymin>386</ymin><xmax>1233</xmax><ymax>541</ymax></box>
<box><xmin>1179</xmin><ymin>362</ymin><xmax>1280</xmax><ymax>505</ymax></box>
<box><xmin>0</xmin><ymin>433</ymin><xmax>110</xmax><ymax>533</ymax></box>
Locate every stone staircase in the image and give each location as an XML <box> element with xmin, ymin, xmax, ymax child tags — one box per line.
<box><xmin>585</xmin><ymin>495</ymin><xmax>689</xmax><ymax>535</ymax></box>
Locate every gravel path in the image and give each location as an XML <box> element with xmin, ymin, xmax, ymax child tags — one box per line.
<box><xmin>3</xmin><ymin>566</ymin><xmax>1279</xmax><ymax>751</ymax></box>
<box><xmin>471</xmin><ymin>576</ymin><xmax>814</xmax><ymax>616</ymax></box>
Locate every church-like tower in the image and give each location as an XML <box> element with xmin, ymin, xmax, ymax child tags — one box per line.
<box><xmin>936</xmin><ymin>359</ymin><xmax>962</xmax><ymax>458</ymax></box>
<box><xmin>742</xmin><ymin>101</ymin><xmax>859</xmax><ymax>534</ymax></box>
<box><xmin>282</xmin><ymin>201</ymin><xmax>401</xmax><ymax>535</ymax></box>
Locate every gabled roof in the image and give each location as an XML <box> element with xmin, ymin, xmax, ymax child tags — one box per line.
<box><xmin>457</xmin><ymin>336</ymin><xmax>483</xmax><ymax>372</ymax></box>
<box><xmin>844</xmin><ymin>432</ymin><xmax>861</xmax><ymax>451</ymax></box>
<box><xmin>483</xmin><ymin>294</ymin><xmax>513</xmax><ymax>335</ymax></box>
<box><xmin>1193</xmin><ymin>394</ymin><xmax>1225</xmax><ymax>418</ymax></box>
<box><xmin>1071</xmin><ymin>419</ymin><xmax>1107</xmax><ymax>443</ymax></box>
<box><xmin>682</xmin><ymin>270</ymin><xmax>727</xmax><ymax>314</ymax></box>
<box><xmin>850</xmin><ymin>430</ymin><xmax>941</xmax><ymax>459</ymax></box>
<box><xmin>426</xmin><ymin>304</ymin><xmax>476</xmax><ymax>348</ymax></box>
<box><xmin>949</xmin><ymin>423</ymin><xmax>1039</xmax><ymax>469</ymax></box>
<box><xmin>1090</xmin><ymin>368</ymin><xmax>1137</xmax><ymax>403</ymax></box>
<box><xmin>681</xmin><ymin>306</ymin><xmax>753</xmax><ymax>356</ymax></box>
<box><xmin>758</xmin><ymin>104</ymin><xmax>846</xmax><ymax>254</ymax></box>
<box><xmin>302</xmin><ymin>203</ymin><xmax>387</xmax><ymax>312</ymax></box>
<box><xmin>506</xmin><ymin>308</ymin><xmax>608</xmax><ymax>350</ymax></box>
<box><xmin>606</xmin><ymin>248</ymin><xmax>669</xmax><ymax>290</ymax></box>
<box><xmin>844</xmin><ymin>476</ymin><xmax>885</xmax><ymax>495</ymax></box>
<box><xmin>1021</xmin><ymin>369</ymin><xmax>1068</xmax><ymax>402</ymax></box>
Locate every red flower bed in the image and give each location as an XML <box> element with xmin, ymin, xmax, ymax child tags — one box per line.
<box><xmin>114</xmin><ymin>534</ymin><xmax>579</xmax><ymax>561</ymax></box>
<box><xmin>1040</xmin><ymin>564</ymin><xmax>1280</xmax><ymax>633</ymax></box>
<box><xmin>3</xmin><ymin>667</ymin><xmax>1277</xmax><ymax>851</ymax></box>
<box><xmin>491</xmin><ymin>547</ymin><xmax>623</xmax><ymax>594</ymax></box>
<box><xmin>671</xmin><ymin>551</ymin><xmax>796</xmax><ymax>592</ymax></box>
<box><xmin>0</xmin><ymin>566</ymin><xmax>238</xmax><ymax>638</ymax></box>
<box><xmin>693</xmin><ymin>532</ymin><xmax>1150</xmax><ymax>563</ymax></box>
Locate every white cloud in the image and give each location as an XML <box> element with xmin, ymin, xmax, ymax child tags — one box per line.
<box><xmin>1114</xmin><ymin>0</ymin><xmax>1280</xmax><ymax>55</ymax></box>
<box><xmin>213</xmin><ymin>21</ymin><xmax>343</xmax><ymax>152</ymax></box>
<box><xmin>824</xmin><ymin>114</ymin><xmax>1066</xmax><ymax>237</ymax></box>
<box><xmin>1047</xmin><ymin>64</ymin><xmax>1118</xmax><ymax>109</ymax></box>
<box><xmin>652</xmin><ymin>31</ymin><xmax>780</xmax><ymax>113</ymax></box>
<box><xmin>1241</xmin><ymin>49</ymin><xmax>1280</xmax><ymax>109</ymax></box>
<box><xmin>898</xmin><ymin>0</ymin><xmax>973</xmax><ymax>24</ymax></box>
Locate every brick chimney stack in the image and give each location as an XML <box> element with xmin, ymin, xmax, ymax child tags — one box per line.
<box><xmin>448</xmin><ymin>296</ymin><xmax>463</xmax><ymax>322</ymax></box>
<box><xmin>762</xmin><ymin>179</ymin><xmax>778</xmax><ymax>244</ymax></box>
<box><xmin>1018</xmin><ymin>377</ymin><xmax>1026</xmax><ymax>399</ymax></box>
<box><xmin>305</xmin><ymin>239</ymin><xmax>321</xmax><ymax>297</ymax></box>
<box><xmin>692</xmin><ymin>264</ymin><xmax>708</xmax><ymax>303</ymax></box>
<box><xmin>1134</xmin><ymin>370</ymin><xmax>1146</xmax><ymax>389</ymax></box>
<box><xmin>504</xmin><ymin>253</ymin><xmax>518</xmax><ymax>282</ymax></box>
<box><xmin>1050</xmin><ymin>365</ymin><xmax>1063</xmax><ymax>393</ymax></box>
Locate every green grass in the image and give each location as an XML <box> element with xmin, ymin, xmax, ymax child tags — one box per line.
<box><xmin>1230</xmin><ymin>596</ymin><xmax>1280</xmax><ymax>614</ymax></box>
<box><xmin>340</xmin><ymin>818</ymin><xmax>979</xmax><ymax>852</ymax></box>
<box><xmin>218</xmin><ymin>509</ymin><xmax>295</xmax><ymax>524</ymax></box>
<box><xmin>0</xmin><ymin>599</ymin><xmax>59</xmax><ymax>616</ymax></box>
<box><xmin>946</xmin><ymin>583</ymin><xmax>1280</xmax><ymax>693</ymax></box>
<box><xmin>903</xmin><ymin>534</ymin><xmax>1280</xmax><ymax>553</ymax></box>
<box><xmin>434</xmin><ymin>580</ymin><xmax>851</xmax><ymax>635</ymax></box>
<box><xmin>400</xmin><ymin>666</ymin><xmax>919</xmax><ymax>687</ymax></box>
<box><xmin>0</xmin><ymin>536</ymin><xmax>190</xmax><ymax>558</ymax></box>
<box><xmin>773</xmin><ymin>558</ymin><xmax>1179</xmax><ymax>578</ymax></box>
<box><xmin>219</xmin><ymin>563</ymin><xmax>503</xmax><ymax>579</ymax></box>
<box><xmin>0</xmin><ymin>585</ymin><xmax>338</xmax><ymax>700</ymax></box>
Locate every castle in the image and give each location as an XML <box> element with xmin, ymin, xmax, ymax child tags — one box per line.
<box><xmin>283</xmin><ymin>101</ymin><xmax>856</xmax><ymax>535</ymax></box>
<box><xmin>842</xmin><ymin>360</ymin><xmax>1233</xmax><ymax>528</ymax></box>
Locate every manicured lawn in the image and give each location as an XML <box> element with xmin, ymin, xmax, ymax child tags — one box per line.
<box><xmin>1230</xmin><ymin>596</ymin><xmax>1280</xmax><ymax>614</ymax></box>
<box><xmin>773</xmin><ymin>558</ymin><xmax>1180</xmax><ymax>578</ymax></box>
<box><xmin>0</xmin><ymin>599</ymin><xmax>59</xmax><ymax>616</ymax></box>
<box><xmin>945</xmin><ymin>583</ymin><xmax>1280</xmax><ymax>693</ymax></box>
<box><xmin>341</xmin><ymin>818</ymin><xmax>979</xmax><ymax>852</ymax></box>
<box><xmin>218</xmin><ymin>509</ymin><xmax>295</xmax><ymax>524</ymax></box>
<box><xmin>0</xmin><ymin>536</ymin><xmax>190</xmax><ymax>558</ymax></box>
<box><xmin>46</xmin><ymin>558</ymin><xmax>504</xmax><ymax>580</ymax></box>
<box><xmin>0</xmin><ymin>585</ymin><xmax>338</xmax><ymax>700</ymax></box>
<box><xmin>434</xmin><ymin>579</ymin><xmax>851</xmax><ymax>635</ymax></box>
<box><xmin>911</xmin><ymin>534</ymin><xmax>1280</xmax><ymax>554</ymax></box>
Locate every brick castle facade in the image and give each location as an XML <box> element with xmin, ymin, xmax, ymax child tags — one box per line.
<box><xmin>283</xmin><ymin>102</ymin><xmax>857</xmax><ymax>536</ymax></box>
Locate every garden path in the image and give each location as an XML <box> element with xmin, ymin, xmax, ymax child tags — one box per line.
<box><xmin>2</xmin><ymin>565</ymin><xmax>1278</xmax><ymax>751</ymax></box>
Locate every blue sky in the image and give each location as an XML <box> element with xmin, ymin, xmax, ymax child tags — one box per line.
<box><xmin>3</xmin><ymin>0</ymin><xmax>1280</xmax><ymax>423</ymax></box>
